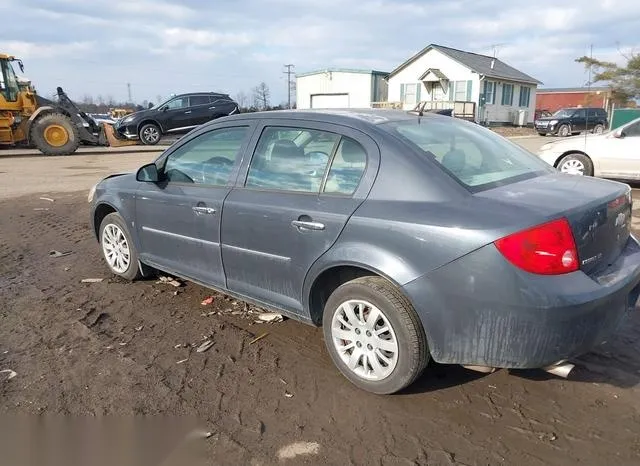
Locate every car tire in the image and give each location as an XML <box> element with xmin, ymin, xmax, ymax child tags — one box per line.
<box><xmin>557</xmin><ymin>153</ymin><xmax>593</xmax><ymax>176</ymax></box>
<box><xmin>139</xmin><ymin>123</ymin><xmax>161</xmax><ymax>145</ymax></box>
<box><xmin>558</xmin><ymin>124</ymin><xmax>570</xmax><ymax>137</ymax></box>
<box><xmin>322</xmin><ymin>276</ymin><xmax>429</xmax><ymax>394</ymax></box>
<box><xmin>99</xmin><ymin>212</ymin><xmax>143</xmax><ymax>281</ymax></box>
<box><xmin>593</xmin><ymin>124</ymin><xmax>605</xmax><ymax>134</ymax></box>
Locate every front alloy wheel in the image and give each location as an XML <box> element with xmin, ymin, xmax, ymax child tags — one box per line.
<box><xmin>102</xmin><ymin>223</ymin><xmax>130</xmax><ymax>274</ymax></box>
<box><xmin>98</xmin><ymin>212</ymin><xmax>142</xmax><ymax>280</ymax></box>
<box><xmin>139</xmin><ymin>124</ymin><xmax>161</xmax><ymax>145</ymax></box>
<box><xmin>557</xmin><ymin>153</ymin><xmax>593</xmax><ymax>176</ymax></box>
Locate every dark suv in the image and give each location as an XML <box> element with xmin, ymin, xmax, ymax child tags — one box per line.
<box><xmin>535</xmin><ymin>107</ymin><xmax>608</xmax><ymax>137</ymax></box>
<box><xmin>114</xmin><ymin>92</ymin><xmax>239</xmax><ymax>145</ymax></box>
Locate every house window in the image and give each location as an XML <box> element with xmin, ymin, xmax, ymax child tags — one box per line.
<box><xmin>454</xmin><ymin>81</ymin><xmax>467</xmax><ymax>101</ymax></box>
<box><xmin>483</xmin><ymin>81</ymin><xmax>495</xmax><ymax>105</ymax></box>
<box><xmin>518</xmin><ymin>86</ymin><xmax>531</xmax><ymax>107</ymax></box>
<box><xmin>502</xmin><ymin>83</ymin><xmax>514</xmax><ymax>106</ymax></box>
<box><xmin>402</xmin><ymin>83</ymin><xmax>418</xmax><ymax>105</ymax></box>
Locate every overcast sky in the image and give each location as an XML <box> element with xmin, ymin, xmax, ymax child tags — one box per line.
<box><xmin>1</xmin><ymin>0</ymin><xmax>638</xmax><ymax>105</ymax></box>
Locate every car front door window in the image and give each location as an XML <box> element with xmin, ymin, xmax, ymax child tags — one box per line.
<box><xmin>163</xmin><ymin>127</ymin><xmax>249</xmax><ymax>185</ymax></box>
<box><xmin>166</xmin><ymin>97</ymin><xmax>189</xmax><ymax>110</ymax></box>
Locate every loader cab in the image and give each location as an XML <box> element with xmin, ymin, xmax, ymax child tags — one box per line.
<box><xmin>0</xmin><ymin>56</ymin><xmax>20</xmax><ymax>103</ymax></box>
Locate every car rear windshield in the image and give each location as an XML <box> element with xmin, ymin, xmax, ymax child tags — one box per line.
<box><xmin>382</xmin><ymin>117</ymin><xmax>553</xmax><ymax>192</ymax></box>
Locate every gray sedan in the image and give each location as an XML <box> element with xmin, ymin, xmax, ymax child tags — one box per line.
<box><xmin>88</xmin><ymin>109</ymin><xmax>640</xmax><ymax>394</ymax></box>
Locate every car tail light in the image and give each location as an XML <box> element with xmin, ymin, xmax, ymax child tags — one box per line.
<box><xmin>494</xmin><ymin>218</ymin><xmax>579</xmax><ymax>275</ymax></box>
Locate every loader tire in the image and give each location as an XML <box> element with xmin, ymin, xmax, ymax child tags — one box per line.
<box><xmin>31</xmin><ymin>113</ymin><xmax>80</xmax><ymax>156</ymax></box>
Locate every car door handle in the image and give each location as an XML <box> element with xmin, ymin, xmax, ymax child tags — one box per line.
<box><xmin>192</xmin><ymin>206</ymin><xmax>216</xmax><ymax>215</ymax></box>
<box><xmin>184</xmin><ymin>110</ymin><xmax>192</xmax><ymax>114</ymax></box>
<box><xmin>291</xmin><ymin>220</ymin><xmax>325</xmax><ymax>231</ymax></box>
<box><xmin>208</xmin><ymin>106</ymin><xmax>216</xmax><ymax>110</ymax></box>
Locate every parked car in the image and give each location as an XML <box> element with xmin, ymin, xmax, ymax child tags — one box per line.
<box><xmin>535</xmin><ymin>107</ymin><xmax>608</xmax><ymax>137</ymax></box>
<box><xmin>113</xmin><ymin>92</ymin><xmax>239</xmax><ymax>145</ymax></box>
<box><xmin>537</xmin><ymin>116</ymin><xmax>640</xmax><ymax>178</ymax></box>
<box><xmin>89</xmin><ymin>109</ymin><xmax>640</xmax><ymax>394</ymax></box>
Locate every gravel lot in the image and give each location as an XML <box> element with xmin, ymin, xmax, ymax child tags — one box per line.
<box><xmin>1</xmin><ymin>140</ymin><xmax>639</xmax><ymax>465</ymax></box>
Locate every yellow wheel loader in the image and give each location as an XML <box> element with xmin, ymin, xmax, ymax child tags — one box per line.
<box><xmin>0</xmin><ymin>53</ymin><xmax>136</xmax><ymax>155</ymax></box>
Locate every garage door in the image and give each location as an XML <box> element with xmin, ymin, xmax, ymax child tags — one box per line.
<box><xmin>310</xmin><ymin>94</ymin><xmax>350</xmax><ymax>109</ymax></box>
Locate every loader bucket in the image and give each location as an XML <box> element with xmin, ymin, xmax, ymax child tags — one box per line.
<box><xmin>101</xmin><ymin>123</ymin><xmax>138</xmax><ymax>148</ymax></box>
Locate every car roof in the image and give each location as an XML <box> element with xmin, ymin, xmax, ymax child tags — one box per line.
<box><xmin>172</xmin><ymin>92</ymin><xmax>229</xmax><ymax>98</ymax></box>
<box><xmin>214</xmin><ymin>108</ymin><xmax>426</xmax><ymax>129</ymax></box>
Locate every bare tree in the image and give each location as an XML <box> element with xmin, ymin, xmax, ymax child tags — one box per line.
<box><xmin>252</xmin><ymin>82</ymin><xmax>271</xmax><ymax>110</ymax></box>
<box><xmin>235</xmin><ymin>91</ymin><xmax>249</xmax><ymax>110</ymax></box>
<box><xmin>97</xmin><ymin>95</ymin><xmax>105</xmax><ymax>105</ymax></box>
<box><xmin>156</xmin><ymin>95</ymin><xmax>163</xmax><ymax>105</ymax></box>
<box><xmin>106</xmin><ymin>95</ymin><xmax>116</xmax><ymax>106</ymax></box>
<box><xmin>82</xmin><ymin>94</ymin><xmax>94</xmax><ymax>105</ymax></box>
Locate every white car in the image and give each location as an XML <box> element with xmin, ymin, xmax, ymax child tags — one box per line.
<box><xmin>537</xmin><ymin>117</ymin><xmax>640</xmax><ymax>179</ymax></box>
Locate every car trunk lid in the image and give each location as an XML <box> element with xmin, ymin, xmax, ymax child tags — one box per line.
<box><xmin>476</xmin><ymin>173</ymin><xmax>631</xmax><ymax>275</ymax></box>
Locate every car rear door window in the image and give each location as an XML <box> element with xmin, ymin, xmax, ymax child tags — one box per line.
<box><xmin>323</xmin><ymin>137</ymin><xmax>367</xmax><ymax>195</ymax></box>
<box><xmin>190</xmin><ymin>95</ymin><xmax>210</xmax><ymax>106</ymax></box>
<box><xmin>245</xmin><ymin>127</ymin><xmax>339</xmax><ymax>193</ymax></box>
<box><xmin>163</xmin><ymin>127</ymin><xmax>248</xmax><ymax>185</ymax></box>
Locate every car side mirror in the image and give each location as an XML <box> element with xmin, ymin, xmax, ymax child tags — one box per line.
<box><xmin>160</xmin><ymin>106</ymin><xmax>167</xmax><ymax>112</ymax></box>
<box><xmin>614</xmin><ymin>129</ymin><xmax>625</xmax><ymax>139</ymax></box>
<box><xmin>136</xmin><ymin>163</ymin><xmax>159</xmax><ymax>182</ymax></box>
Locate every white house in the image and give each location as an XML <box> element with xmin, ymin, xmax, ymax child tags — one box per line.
<box><xmin>296</xmin><ymin>69</ymin><xmax>388</xmax><ymax>109</ymax></box>
<box><xmin>386</xmin><ymin>44</ymin><xmax>542</xmax><ymax>124</ymax></box>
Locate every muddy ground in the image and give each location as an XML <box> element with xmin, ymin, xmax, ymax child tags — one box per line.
<box><xmin>1</xmin><ymin>192</ymin><xmax>640</xmax><ymax>466</ymax></box>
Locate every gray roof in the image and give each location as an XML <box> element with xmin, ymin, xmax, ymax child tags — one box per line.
<box><xmin>388</xmin><ymin>44</ymin><xmax>542</xmax><ymax>85</ymax></box>
<box><xmin>296</xmin><ymin>68</ymin><xmax>389</xmax><ymax>78</ymax></box>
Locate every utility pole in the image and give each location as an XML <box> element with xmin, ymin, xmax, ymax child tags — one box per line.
<box><xmin>283</xmin><ymin>64</ymin><xmax>294</xmax><ymax>109</ymax></box>
<box><xmin>585</xmin><ymin>44</ymin><xmax>593</xmax><ymax>143</ymax></box>
<box><xmin>127</xmin><ymin>82</ymin><xmax>132</xmax><ymax>104</ymax></box>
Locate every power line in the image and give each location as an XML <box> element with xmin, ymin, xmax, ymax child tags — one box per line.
<box><xmin>283</xmin><ymin>64</ymin><xmax>294</xmax><ymax>109</ymax></box>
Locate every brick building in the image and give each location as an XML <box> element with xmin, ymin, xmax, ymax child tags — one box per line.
<box><xmin>535</xmin><ymin>87</ymin><xmax>613</xmax><ymax>114</ymax></box>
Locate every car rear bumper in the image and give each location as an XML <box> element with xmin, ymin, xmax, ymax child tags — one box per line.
<box><xmin>402</xmin><ymin>236</ymin><xmax>640</xmax><ymax>368</ymax></box>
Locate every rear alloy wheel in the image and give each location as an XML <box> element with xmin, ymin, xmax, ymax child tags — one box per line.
<box><xmin>139</xmin><ymin>123</ymin><xmax>161</xmax><ymax>145</ymax></box>
<box><xmin>322</xmin><ymin>277</ymin><xmax>429</xmax><ymax>394</ymax></box>
<box><xmin>593</xmin><ymin>124</ymin><xmax>605</xmax><ymax>134</ymax></box>
<box><xmin>557</xmin><ymin>153</ymin><xmax>593</xmax><ymax>176</ymax></box>
<box><xmin>30</xmin><ymin>113</ymin><xmax>80</xmax><ymax>156</ymax></box>
<box><xmin>99</xmin><ymin>212</ymin><xmax>142</xmax><ymax>280</ymax></box>
<box><xmin>558</xmin><ymin>124</ymin><xmax>571</xmax><ymax>137</ymax></box>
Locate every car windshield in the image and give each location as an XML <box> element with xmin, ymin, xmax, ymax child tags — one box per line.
<box><xmin>382</xmin><ymin>117</ymin><xmax>553</xmax><ymax>192</ymax></box>
<box><xmin>552</xmin><ymin>109</ymin><xmax>574</xmax><ymax>118</ymax></box>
